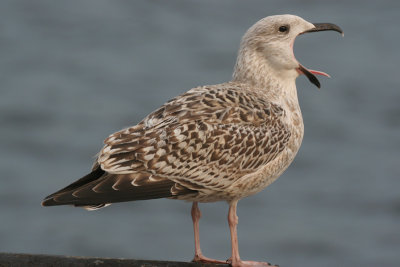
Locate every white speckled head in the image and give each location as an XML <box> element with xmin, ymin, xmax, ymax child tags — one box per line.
<box><xmin>248</xmin><ymin>15</ymin><xmax>314</xmax><ymax>70</ymax></box>
<box><xmin>233</xmin><ymin>14</ymin><xmax>342</xmax><ymax>89</ymax></box>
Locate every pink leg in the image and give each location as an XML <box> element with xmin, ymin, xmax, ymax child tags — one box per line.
<box><xmin>227</xmin><ymin>200</ymin><xmax>279</xmax><ymax>267</ymax></box>
<box><xmin>191</xmin><ymin>202</ymin><xmax>227</xmax><ymax>264</ymax></box>
<box><xmin>228</xmin><ymin>200</ymin><xmax>241</xmax><ymax>264</ymax></box>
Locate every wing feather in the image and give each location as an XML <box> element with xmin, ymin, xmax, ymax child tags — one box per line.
<box><xmin>44</xmin><ymin>170</ymin><xmax>195</xmax><ymax>206</ymax></box>
<box><xmin>99</xmin><ymin>84</ymin><xmax>291</xmax><ymax>192</ymax></box>
<box><xmin>43</xmin><ymin>83</ymin><xmax>292</xmax><ymax>207</ymax></box>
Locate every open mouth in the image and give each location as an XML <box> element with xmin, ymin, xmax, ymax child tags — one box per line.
<box><xmin>295</xmin><ymin>23</ymin><xmax>343</xmax><ymax>88</ymax></box>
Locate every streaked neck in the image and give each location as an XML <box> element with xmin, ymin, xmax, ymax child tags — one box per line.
<box><xmin>232</xmin><ymin>49</ymin><xmax>299</xmax><ymax>103</ymax></box>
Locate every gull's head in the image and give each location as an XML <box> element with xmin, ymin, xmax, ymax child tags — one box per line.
<box><xmin>234</xmin><ymin>14</ymin><xmax>343</xmax><ymax>88</ymax></box>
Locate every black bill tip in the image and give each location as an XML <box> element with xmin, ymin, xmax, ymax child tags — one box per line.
<box><xmin>298</xmin><ymin>65</ymin><xmax>321</xmax><ymax>89</ymax></box>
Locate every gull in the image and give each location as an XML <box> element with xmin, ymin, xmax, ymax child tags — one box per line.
<box><xmin>42</xmin><ymin>14</ymin><xmax>342</xmax><ymax>267</ymax></box>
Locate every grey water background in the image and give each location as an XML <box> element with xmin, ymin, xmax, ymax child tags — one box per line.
<box><xmin>0</xmin><ymin>0</ymin><xmax>399</xmax><ymax>266</ymax></box>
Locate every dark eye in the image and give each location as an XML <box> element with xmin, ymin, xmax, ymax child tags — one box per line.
<box><xmin>278</xmin><ymin>25</ymin><xmax>289</xmax><ymax>33</ymax></box>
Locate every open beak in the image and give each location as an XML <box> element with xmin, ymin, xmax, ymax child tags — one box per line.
<box><xmin>297</xmin><ymin>23</ymin><xmax>343</xmax><ymax>88</ymax></box>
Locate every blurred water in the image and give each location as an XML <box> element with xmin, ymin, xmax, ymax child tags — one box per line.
<box><xmin>0</xmin><ymin>1</ymin><xmax>399</xmax><ymax>266</ymax></box>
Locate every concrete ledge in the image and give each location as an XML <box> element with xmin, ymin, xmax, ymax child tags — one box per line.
<box><xmin>0</xmin><ymin>252</ymin><xmax>229</xmax><ymax>267</ymax></box>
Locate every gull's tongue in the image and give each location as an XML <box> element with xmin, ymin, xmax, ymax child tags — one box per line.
<box><xmin>298</xmin><ymin>64</ymin><xmax>330</xmax><ymax>89</ymax></box>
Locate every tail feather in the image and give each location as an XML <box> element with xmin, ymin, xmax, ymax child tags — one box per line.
<box><xmin>75</xmin><ymin>203</ymin><xmax>111</xmax><ymax>211</ymax></box>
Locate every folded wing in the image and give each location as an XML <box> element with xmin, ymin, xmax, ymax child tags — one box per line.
<box><xmin>42</xmin><ymin>84</ymin><xmax>291</xmax><ymax>208</ymax></box>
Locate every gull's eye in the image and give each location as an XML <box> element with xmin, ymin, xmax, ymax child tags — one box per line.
<box><xmin>278</xmin><ymin>25</ymin><xmax>289</xmax><ymax>33</ymax></box>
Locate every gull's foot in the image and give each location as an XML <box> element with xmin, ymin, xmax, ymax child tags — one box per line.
<box><xmin>227</xmin><ymin>259</ymin><xmax>279</xmax><ymax>267</ymax></box>
<box><xmin>192</xmin><ymin>254</ymin><xmax>228</xmax><ymax>264</ymax></box>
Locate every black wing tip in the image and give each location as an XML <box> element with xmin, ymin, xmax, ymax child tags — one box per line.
<box><xmin>41</xmin><ymin>194</ymin><xmax>107</xmax><ymax>210</ymax></box>
<box><xmin>41</xmin><ymin>167</ymin><xmax>106</xmax><ymax>207</ymax></box>
<box><xmin>41</xmin><ymin>193</ymin><xmax>73</xmax><ymax>206</ymax></box>
<box><xmin>41</xmin><ymin>191</ymin><xmax>67</xmax><ymax>206</ymax></box>
<box><xmin>41</xmin><ymin>197</ymin><xmax>58</xmax><ymax>207</ymax></box>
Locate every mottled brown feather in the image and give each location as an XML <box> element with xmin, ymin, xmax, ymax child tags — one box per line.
<box><xmin>98</xmin><ymin>83</ymin><xmax>291</xmax><ymax>200</ymax></box>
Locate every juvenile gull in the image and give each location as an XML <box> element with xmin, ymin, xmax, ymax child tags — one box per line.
<box><xmin>42</xmin><ymin>15</ymin><xmax>342</xmax><ymax>267</ymax></box>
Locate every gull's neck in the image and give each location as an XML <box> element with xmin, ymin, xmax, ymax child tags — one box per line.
<box><xmin>232</xmin><ymin>48</ymin><xmax>299</xmax><ymax>105</ymax></box>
